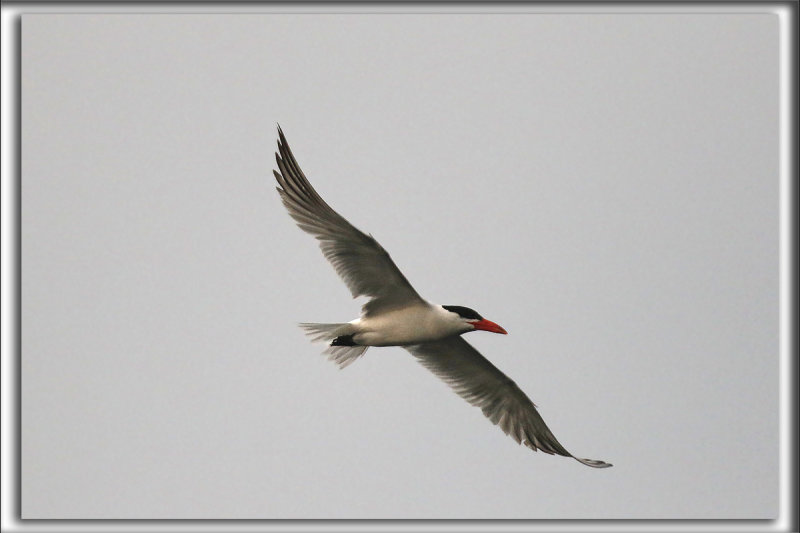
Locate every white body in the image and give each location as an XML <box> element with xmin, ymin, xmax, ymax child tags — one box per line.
<box><xmin>351</xmin><ymin>303</ymin><xmax>470</xmax><ymax>347</ymax></box>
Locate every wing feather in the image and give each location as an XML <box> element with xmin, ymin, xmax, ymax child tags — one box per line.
<box><xmin>405</xmin><ymin>336</ymin><xmax>611</xmax><ymax>468</ymax></box>
<box><xmin>273</xmin><ymin>127</ymin><xmax>424</xmax><ymax>315</ymax></box>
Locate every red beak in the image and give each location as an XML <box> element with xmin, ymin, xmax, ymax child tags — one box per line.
<box><xmin>472</xmin><ymin>319</ymin><xmax>508</xmax><ymax>334</ymax></box>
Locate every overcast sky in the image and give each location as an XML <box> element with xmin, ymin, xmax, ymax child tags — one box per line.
<box><xmin>22</xmin><ymin>12</ymin><xmax>779</xmax><ymax>519</ymax></box>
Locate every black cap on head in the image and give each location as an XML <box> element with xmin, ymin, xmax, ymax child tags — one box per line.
<box><xmin>442</xmin><ymin>305</ymin><xmax>483</xmax><ymax>321</ymax></box>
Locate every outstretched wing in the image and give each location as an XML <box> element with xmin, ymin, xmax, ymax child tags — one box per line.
<box><xmin>273</xmin><ymin>127</ymin><xmax>424</xmax><ymax>315</ymax></box>
<box><xmin>405</xmin><ymin>336</ymin><xmax>611</xmax><ymax>468</ymax></box>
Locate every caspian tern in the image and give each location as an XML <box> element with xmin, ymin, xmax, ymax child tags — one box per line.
<box><xmin>273</xmin><ymin>127</ymin><xmax>611</xmax><ymax>468</ymax></box>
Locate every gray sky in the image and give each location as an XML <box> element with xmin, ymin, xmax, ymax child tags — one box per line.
<box><xmin>22</xmin><ymin>13</ymin><xmax>779</xmax><ymax>519</ymax></box>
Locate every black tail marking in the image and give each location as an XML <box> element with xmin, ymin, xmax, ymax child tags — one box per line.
<box><xmin>331</xmin><ymin>334</ymin><xmax>357</xmax><ymax>347</ymax></box>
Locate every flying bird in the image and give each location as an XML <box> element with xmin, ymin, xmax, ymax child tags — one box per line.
<box><xmin>272</xmin><ymin>127</ymin><xmax>611</xmax><ymax>468</ymax></box>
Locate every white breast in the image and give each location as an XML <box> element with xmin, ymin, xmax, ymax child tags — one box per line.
<box><xmin>352</xmin><ymin>303</ymin><xmax>466</xmax><ymax>347</ymax></box>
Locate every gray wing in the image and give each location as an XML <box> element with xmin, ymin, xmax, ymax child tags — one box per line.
<box><xmin>273</xmin><ymin>127</ymin><xmax>424</xmax><ymax>315</ymax></box>
<box><xmin>405</xmin><ymin>336</ymin><xmax>611</xmax><ymax>468</ymax></box>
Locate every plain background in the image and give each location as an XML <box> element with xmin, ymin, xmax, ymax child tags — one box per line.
<box><xmin>21</xmin><ymin>13</ymin><xmax>779</xmax><ymax>518</ymax></box>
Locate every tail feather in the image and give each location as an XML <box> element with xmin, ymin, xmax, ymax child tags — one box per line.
<box><xmin>299</xmin><ymin>322</ymin><xmax>369</xmax><ymax>368</ymax></box>
<box><xmin>324</xmin><ymin>344</ymin><xmax>369</xmax><ymax>368</ymax></box>
<box><xmin>299</xmin><ymin>322</ymin><xmax>351</xmax><ymax>342</ymax></box>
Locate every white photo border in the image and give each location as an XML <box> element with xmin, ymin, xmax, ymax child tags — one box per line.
<box><xmin>2</xmin><ymin>2</ymin><xmax>795</xmax><ymax>532</ymax></box>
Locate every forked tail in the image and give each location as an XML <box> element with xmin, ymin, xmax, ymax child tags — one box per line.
<box><xmin>299</xmin><ymin>323</ymin><xmax>369</xmax><ymax>369</ymax></box>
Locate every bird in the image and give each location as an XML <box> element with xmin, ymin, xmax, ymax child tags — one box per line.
<box><xmin>272</xmin><ymin>126</ymin><xmax>611</xmax><ymax>468</ymax></box>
